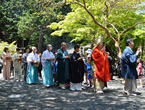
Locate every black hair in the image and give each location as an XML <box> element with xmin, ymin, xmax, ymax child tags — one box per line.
<box><xmin>4</xmin><ymin>47</ymin><xmax>8</xmax><ymax>52</ymax></box>
<box><xmin>74</xmin><ymin>45</ymin><xmax>80</xmax><ymax>50</ymax></box>
<box><xmin>125</xmin><ymin>38</ymin><xmax>133</xmax><ymax>46</ymax></box>
<box><xmin>16</xmin><ymin>48</ymin><xmax>20</xmax><ymax>51</ymax></box>
<box><xmin>25</xmin><ymin>47</ymin><xmax>29</xmax><ymax>51</ymax></box>
<box><xmin>140</xmin><ymin>59</ymin><xmax>143</xmax><ymax>64</ymax></box>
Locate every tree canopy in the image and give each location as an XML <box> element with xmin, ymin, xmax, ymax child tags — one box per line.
<box><xmin>49</xmin><ymin>0</ymin><xmax>145</xmax><ymax>58</ymax></box>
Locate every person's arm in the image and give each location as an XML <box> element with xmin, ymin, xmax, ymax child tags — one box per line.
<box><xmin>12</xmin><ymin>54</ymin><xmax>16</xmax><ymax>62</ymax></box>
<box><xmin>22</xmin><ymin>54</ymin><xmax>27</xmax><ymax>63</ymax></box>
<box><xmin>41</xmin><ymin>52</ymin><xmax>46</xmax><ymax>67</ymax></box>
<box><xmin>56</xmin><ymin>51</ymin><xmax>65</xmax><ymax>61</ymax></box>
<box><xmin>126</xmin><ymin>52</ymin><xmax>137</xmax><ymax>64</ymax></box>
<box><xmin>27</xmin><ymin>54</ymin><xmax>32</xmax><ymax>63</ymax></box>
<box><xmin>36</xmin><ymin>54</ymin><xmax>40</xmax><ymax>62</ymax></box>
<box><xmin>71</xmin><ymin>54</ymin><xmax>79</xmax><ymax>64</ymax></box>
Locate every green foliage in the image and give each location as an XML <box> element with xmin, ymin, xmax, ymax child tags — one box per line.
<box><xmin>0</xmin><ymin>0</ymin><xmax>71</xmax><ymax>49</ymax></box>
<box><xmin>17</xmin><ymin>0</ymin><xmax>71</xmax><ymax>49</ymax></box>
<box><xmin>49</xmin><ymin>0</ymin><xmax>145</xmax><ymax>57</ymax></box>
<box><xmin>0</xmin><ymin>41</ymin><xmax>17</xmax><ymax>56</ymax></box>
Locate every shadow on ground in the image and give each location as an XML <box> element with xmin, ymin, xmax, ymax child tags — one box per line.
<box><xmin>0</xmin><ymin>79</ymin><xmax>145</xmax><ymax>110</ymax></box>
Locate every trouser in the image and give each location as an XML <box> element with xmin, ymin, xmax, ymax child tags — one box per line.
<box><xmin>124</xmin><ymin>79</ymin><xmax>137</xmax><ymax>93</ymax></box>
<box><xmin>93</xmin><ymin>73</ymin><xmax>106</xmax><ymax>91</ymax></box>
<box><xmin>23</xmin><ymin>64</ymin><xmax>27</xmax><ymax>82</ymax></box>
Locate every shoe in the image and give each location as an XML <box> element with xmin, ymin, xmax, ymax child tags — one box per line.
<box><xmin>76</xmin><ymin>88</ymin><xmax>82</xmax><ymax>91</ymax></box>
<box><xmin>130</xmin><ymin>93</ymin><xmax>137</xmax><ymax>96</ymax></box>
<box><xmin>70</xmin><ymin>88</ymin><xmax>75</xmax><ymax>91</ymax></box>
<box><xmin>61</xmin><ymin>86</ymin><xmax>66</xmax><ymax>90</ymax></box>
<box><xmin>91</xmin><ymin>85</ymin><xmax>94</xmax><ymax>88</ymax></box>
<box><xmin>76</xmin><ymin>83</ymin><xmax>82</xmax><ymax>91</ymax></box>
<box><xmin>138</xmin><ymin>86</ymin><xmax>144</xmax><ymax>88</ymax></box>
<box><xmin>16</xmin><ymin>79</ymin><xmax>19</xmax><ymax>82</ymax></box>
<box><xmin>96</xmin><ymin>90</ymin><xmax>104</xmax><ymax>94</ymax></box>
<box><xmin>122</xmin><ymin>91</ymin><xmax>130</xmax><ymax>96</ymax></box>
<box><xmin>45</xmin><ymin>85</ymin><xmax>50</xmax><ymax>88</ymax></box>
<box><xmin>70</xmin><ymin>83</ymin><xmax>76</xmax><ymax>91</ymax></box>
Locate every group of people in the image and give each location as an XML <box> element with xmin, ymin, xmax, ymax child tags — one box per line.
<box><xmin>0</xmin><ymin>37</ymin><xmax>144</xmax><ymax>95</ymax></box>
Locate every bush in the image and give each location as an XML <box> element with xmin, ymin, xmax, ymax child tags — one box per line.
<box><xmin>0</xmin><ymin>41</ymin><xmax>17</xmax><ymax>57</ymax></box>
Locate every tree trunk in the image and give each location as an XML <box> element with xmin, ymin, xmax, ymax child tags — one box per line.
<box><xmin>115</xmin><ymin>41</ymin><xmax>122</xmax><ymax>59</ymax></box>
<box><xmin>38</xmin><ymin>33</ymin><xmax>44</xmax><ymax>53</ymax></box>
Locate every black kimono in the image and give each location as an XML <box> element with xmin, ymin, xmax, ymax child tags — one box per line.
<box><xmin>70</xmin><ymin>51</ymin><xmax>84</xmax><ymax>83</ymax></box>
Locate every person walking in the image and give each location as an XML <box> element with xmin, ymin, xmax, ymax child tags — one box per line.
<box><xmin>1</xmin><ymin>47</ymin><xmax>12</xmax><ymax>80</ymax></box>
<box><xmin>26</xmin><ymin>47</ymin><xmax>40</xmax><ymax>84</ymax></box>
<box><xmin>91</xmin><ymin>36</ymin><xmax>111</xmax><ymax>93</ymax></box>
<box><xmin>56</xmin><ymin>42</ymin><xmax>71</xmax><ymax>90</ymax></box>
<box><xmin>70</xmin><ymin>45</ymin><xmax>84</xmax><ymax>91</ymax></box>
<box><xmin>41</xmin><ymin>44</ymin><xmax>55</xmax><ymax>87</ymax></box>
<box><xmin>12</xmin><ymin>48</ymin><xmax>22</xmax><ymax>82</ymax></box>
<box><xmin>22</xmin><ymin>48</ymin><xmax>30</xmax><ymax>82</ymax></box>
<box><xmin>121</xmin><ymin>38</ymin><xmax>141</xmax><ymax>96</ymax></box>
<box><xmin>137</xmin><ymin>59</ymin><xmax>144</xmax><ymax>88</ymax></box>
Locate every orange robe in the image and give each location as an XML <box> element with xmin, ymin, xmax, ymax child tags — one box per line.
<box><xmin>92</xmin><ymin>47</ymin><xmax>111</xmax><ymax>82</ymax></box>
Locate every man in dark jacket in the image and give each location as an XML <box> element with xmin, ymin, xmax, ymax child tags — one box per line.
<box><xmin>56</xmin><ymin>42</ymin><xmax>71</xmax><ymax>90</ymax></box>
<box><xmin>70</xmin><ymin>45</ymin><xmax>84</xmax><ymax>91</ymax></box>
<box><xmin>121</xmin><ymin>39</ymin><xmax>141</xmax><ymax>96</ymax></box>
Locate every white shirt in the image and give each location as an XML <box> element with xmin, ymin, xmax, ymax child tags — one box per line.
<box><xmin>41</xmin><ymin>50</ymin><xmax>54</xmax><ymax>67</ymax></box>
<box><xmin>27</xmin><ymin>52</ymin><xmax>40</xmax><ymax>63</ymax></box>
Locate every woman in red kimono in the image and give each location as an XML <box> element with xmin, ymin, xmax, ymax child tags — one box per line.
<box><xmin>92</xmin><ymin>36</ymin><xmax>111</xmax><ymax>93</ymax></box>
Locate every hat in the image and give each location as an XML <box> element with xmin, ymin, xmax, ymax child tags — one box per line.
<box><xmin>95</xmin><ymin>35</ymin><xmax>104</xmax><ymax>47</ymax></box>
<box><xmin>85</xmin><ymin>49</ymin><xmax>92</xmax><ymax>54</ymax></box>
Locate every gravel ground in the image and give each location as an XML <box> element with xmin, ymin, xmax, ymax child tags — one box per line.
<box><xmin>0</xmin><ymin>74</ymin><xmax>145</xmax><ymax>110</ymax></box>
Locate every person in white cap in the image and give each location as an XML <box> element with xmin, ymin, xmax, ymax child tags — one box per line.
<box><xmin>41</xmin><ymin>44</ymin><xmax>55</xmax><ymax>87</ymax></box>
<box><xmin>26</xmin><ymin>47</ymin><xmax>40</xmax><ymax>84</ymax></box>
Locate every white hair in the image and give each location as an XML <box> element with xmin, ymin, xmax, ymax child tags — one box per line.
<box><xmin>32</xmin><ymin>47</ymin><xmax>36</xmax><ymax>50</ymax></box>
<box><xmin>47</xmin><ymin>44</ymin><xmax>52</xmax><ymax>47</ymax></box>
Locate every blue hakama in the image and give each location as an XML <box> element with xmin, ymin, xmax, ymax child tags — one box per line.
<box><xmin>26</xmin><ymin>63</ymin><xmax>39</xmax><ymax>84</ymax></box>
<box><xmin>42</xmin><ymin>61</ymin><xmax>54</xmax><ymax>86</ymax></box>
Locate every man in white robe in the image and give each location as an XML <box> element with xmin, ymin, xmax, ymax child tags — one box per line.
<box><xmin>26</xmin><ymin>47</ymin><xmax>40</xmax><ymax>84</ymax></box>
<box><xmin>41</xmin><ymin>44</ymin><xmax>55</xmax><ymax>87</ymax></box>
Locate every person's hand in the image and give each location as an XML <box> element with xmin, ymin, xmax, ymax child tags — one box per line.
<box><xmin>101</xmin><ymin>46</ymin><xmax>106</xmax><ymax>52</ymax></box>
<box><xmin>65</xmin><ymin>56</ymin><xmax>69</xmax><ymax>59</ymax></box>
<box><xmin>136</xmin><ymin>47</ymin><xmax>141</xmax><ymax>56</ymax></box>
<box><xmin>52</xmin><ymin>58</ymin><xmax>55</xmax><ymax>61</ymax></box>
<box><xmin>47</xmin><ymin>59</ymin><xmax>51</xmax><ymax>61</ymax></box>
<box><xmin>78</xmin><ymin>57</ymin><xmax>83</xmax><ymax>61</ymax></box>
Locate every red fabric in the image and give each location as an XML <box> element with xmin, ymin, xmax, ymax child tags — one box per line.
<box><xmin>92</xmin><ymin>47</ymin><xmax>111</xmax><ymax>82</ymax></box>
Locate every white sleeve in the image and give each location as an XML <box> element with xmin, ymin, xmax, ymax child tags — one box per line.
<box><xmin>51</xmin><ymin>52</ymin><xmax>55</xmax><ymax>59</ymax></box>
<box><xmin>27</xmin><ymin>53</ymin><xmax>32</xmax><ymax>63</ymax></box>
<box><xmin>36</xmin><ymin>54</ymin><xmax>40</xmax><ymax>62</ymax></box>
<box><xmin>41</xmin><ymin>52</ymin><xmax>46</xmax><ymax>67</ymax></box>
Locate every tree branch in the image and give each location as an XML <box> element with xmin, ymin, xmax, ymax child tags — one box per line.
<box><xmin>82</xmin><ymin>0</ymin><xmax>86</xmax><ymax>7</ymax></box>
<box><xmin>65</xmin><ymin>0</ymin><xmax>117</xmax><ymax>43</ymax></box>
<box><xmin>107</xmin><ymin>22</ymin><xmax>119</xmax><ymax>33</ymax></box>
<box><xmin>120</xmin><ymin>21</ymin><xmax>145</xmax><ymax>37</ymax></box>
